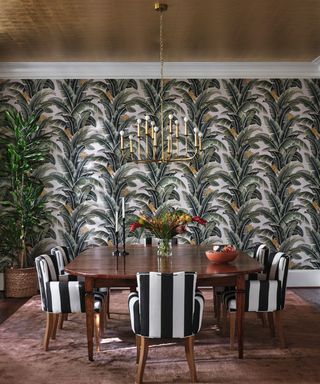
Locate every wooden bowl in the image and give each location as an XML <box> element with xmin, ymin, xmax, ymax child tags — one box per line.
<box><xmin>205</xmin><ymin>250</ymin><xmax>238</xmax><ymax>264</ymax></box>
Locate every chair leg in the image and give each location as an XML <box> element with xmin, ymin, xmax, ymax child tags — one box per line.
<box><xmin>213</xmin><ymin>288</ymin><xmax>221</xmax><ymax>322</ymax></box>
<box><xmin>44</xmin><ymin>312</ymin><xmax>55</xmax><ymax>351</ymax></box>
<box><xmin>99</xmin><ymin>307</ymin><xmax>105</xmax><ymax>337</ymax></box>
<box><xmin>267</xmin><ymin>312</ymin><xmax>275</xmax><ymax>337</ymax></box>
<box><xmin>229</xmin><ymin>312</ymin><xmax>236</xmax><ymax>350</ymax></box>
<box><xmin>274</xmin><ymin>311</ymin><xmax>286</xmax><ymax>348</ymax></box>
<box><xmin>106</xmin><ymin>289</ymin><xmax>110</xmax><ymax>319</ymax></box>
<box><xmin>257</xmin><ymin>312</ymin><xmax>267</xmax><ymax>328</ymax></box>
<box><xmin>136</xmin><ymin>336</ymin><xmax>149</xmax><ymax>384</ymax></box>
<box><xmin>51</xmin><ymin>313</ymin><xmax>59</xmax><ymax>339</ymax></box>
<box><xmin>136</xmin><ymin>335</ymin><xmax>141</xmax><ymax>364</ymax></box>
<box><xmin>94</xmin><ymin>313</ymin><xmax>101</xmax><ymax>352</ymax></box>
<box><xmin>222</xmin><ymin>304</ymin><xmax>227</xmax><ymax>335</ymax></box>
<box><xmin>184</xmin><ymin>335</ymin><xmax>197</xmax><ymax>383</ymax></box>
<box><xmin>58</xmin><ymin>313</ymin><xmax>67</xmax><ymax>329</ymax></box>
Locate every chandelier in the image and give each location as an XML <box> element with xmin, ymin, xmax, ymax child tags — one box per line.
<box><xmin>120</xmin><ymin>3</ymin><xmax>202</xmax><ymax>163</ymax></box>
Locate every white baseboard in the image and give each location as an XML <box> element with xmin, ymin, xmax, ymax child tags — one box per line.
<box><xmin>287</xmin><ymin>270</ymin><xmax>320</xmax><ymax>287</ymax></box>
<box><xmin>0</xmin><ymin>270</ymin><xmax>318</xmax><ymax>292</ymax></box>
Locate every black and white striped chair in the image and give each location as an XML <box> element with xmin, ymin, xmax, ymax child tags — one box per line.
<box><xmin>35</xmin><ymin>254</ymin><xmax>104</xmax><ymax>351</ymax></box>
<box><xmin>222</xmin><ymin>251</ymin><xmax>289</xmax><ymax>349</ymax></box>
<box><xmin>50</xmin><ymin>246</ymin><xmax>110</xmax><ymax>319</ymax></box>
<box><xmin>214</xmin><ymin>243</ymin><xmax>269</xmax><ymax>322</ymax></box>
<box><xmin>128</xmin><ymin>272</ymin><xmax>204</xmax><ymax>384</ymax></box>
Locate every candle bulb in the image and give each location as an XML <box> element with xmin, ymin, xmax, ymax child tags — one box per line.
<box><xmin>120</xmin><ymin>130</ymin><xmax>124</xmax><ymax>150</ymax></box>
<box><xmin>169</xmin><ymin>114</ymin><xmax>173</xmax><ymax>134</ymax></box>
<box><xmin>184</xmin><ymin>117</ymin><xmax>188</xmax><ymax>136</ymax></box>
<box><xmin>115</xmin><ymin>210</ymin><xmax>118</xmax><ymax>232</ymax></box>
<box><xmin>145</xmin><ymin>115</ymin><xmax>149</xmax><ymax>136</ymax></box>
<box><xmin>154</xmin><ymin>126</ymin><xmax>159</xmax><ymax>147</ymax></box>
<box><xmin>151</xmin><ymin>121</ymin><xmax>155</xmax><ymax>140</ymax></box>
<box><xmin>122</xmin><ymin>197</ymin><xmax>125</xmax><ymax>218</ymax></box>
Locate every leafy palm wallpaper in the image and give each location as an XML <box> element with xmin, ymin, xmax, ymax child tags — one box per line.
<box><xmin>0</xmin><ymin>78</ymin><xmax>319</xmax><ymax>269</ymax></box>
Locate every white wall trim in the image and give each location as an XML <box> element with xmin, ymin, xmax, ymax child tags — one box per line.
<box><xmin>0</xmin><ymin>270</ymin><xmax>318</xmax><ymax>291</ymax></box>
<box><xmin>0</xmin><ymin>61</ymin><xmax>319</xmax><ymax>79</ymax></box>
<box><xmin>287</xmin><ymin>270</ymin><xmax>320</xmax><ymax>287</ymax></box>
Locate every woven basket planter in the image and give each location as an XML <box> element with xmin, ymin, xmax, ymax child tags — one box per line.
<box><xmin>4</xmin><ymin>267</ymin><xmax>38</xmax><ymax>298</ymax></box>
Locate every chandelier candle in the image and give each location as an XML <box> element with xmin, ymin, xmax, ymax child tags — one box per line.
<box><xmin>119</xmin><ymin>3</ymin><xmax>202</xmax><ymax>164</ymax></box>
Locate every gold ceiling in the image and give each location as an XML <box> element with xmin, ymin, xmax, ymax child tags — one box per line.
<box><xmin>0</xmin><ymin>0</ymin><xmax>319</xmax><ymax>62</ymax></box>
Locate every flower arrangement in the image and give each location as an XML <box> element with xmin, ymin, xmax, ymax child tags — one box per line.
<box><xmin>130</xmin><ymin>209</ymin><xmax>207</xmax><ymax>241</ymax></box>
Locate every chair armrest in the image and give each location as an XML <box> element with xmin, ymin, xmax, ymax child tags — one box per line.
<box><xmin>193</xmin><ymin>291</ymin><xmax>205</xmax><ymax>334</ymax></box>
<box><xmin>128</xmin><ymin>292</ymin><xmax>141</xmax><ymax>334</ymax></box>
<box><xmin>58</xmin><ymin>274</ymin><xmax>78</xmax><ymax>282</ymax></box>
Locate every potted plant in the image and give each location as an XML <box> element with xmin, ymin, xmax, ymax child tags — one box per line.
<box><xmin>0</xmin><ymin>111</ymin><xmax>52</xmax><ymax>297</ymax></box>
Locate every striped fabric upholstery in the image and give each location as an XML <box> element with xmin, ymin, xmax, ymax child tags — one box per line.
<box><xmin>223</xmin><ymin>251</ymin><xmax>289</xmax><ymax>312</ymax></box>
<box><xmin>128</xmin><ymin>272</ymin><xmax>204</xmax><ymax>338</ymax></box>
<box><xmin>49</xmin><ymin>247</ymin><xmax>107</xmax><ymax>302</ymax></box>
<box><xmin>247</xmin><ymin>243</ymin><xmax>269</xmax><ymax>280</ymax></box>
<box><xmin>50</xmin><ymin>247</ymin><xmax>70</xmax><ymax>274</ymax></box>
<box><xmin>50</xmin><ymin>247</ymin><xmax>78</xmax><ymax>282</ymax></box>
<box><xmin>35</xmin><ymin>255</ymin><xmax>102</xmax><ymax>314</ymax></box>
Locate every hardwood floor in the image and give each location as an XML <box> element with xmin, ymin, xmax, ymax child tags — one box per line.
<box><xmin>0</xmin><ymin>292</ymin><xmax>29</xmax><ymax>324</ymax></box>
<box><xmin>0</xmin><ymin>288</ymin><xmax>319</xmax><ymax>326</ymax></box>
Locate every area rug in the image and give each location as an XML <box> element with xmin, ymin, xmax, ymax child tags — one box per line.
<box><xmin>0</xmin><ymin>289</ymin><xmax>319</xmax><ymax>384</ymax></box>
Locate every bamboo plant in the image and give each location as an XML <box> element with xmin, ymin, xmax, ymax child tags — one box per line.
<box><xmin>0</xmin><ymin>111</ymin><xmax>51</xmax><ymax>269</ymax></box>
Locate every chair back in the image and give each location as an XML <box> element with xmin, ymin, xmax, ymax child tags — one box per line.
<box><xmin>267</xmin><ymin>251</ymin><xmax>290</xmax><ymax>308</ymax></box>
<box><xmin>35</xmin><ymin>254</ymin><xmax>59</xmax><ymax>311</ymax></box>
<box><xmin>137</xmin><ymin>271</ymin><xmax>197</xmax><ymax>338</ymax></box>
<box><xmin>50</xmin><ymin>246</ymin><xmax>69</xmax><ymax>274</ymax></box>
<box><xmin>253</xmin><ymin>244</ymin><xmax>269</xmax><ymax>272</ymax></box>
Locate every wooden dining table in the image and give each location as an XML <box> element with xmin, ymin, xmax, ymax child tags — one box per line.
<box><xmin>65</xmin><ymin>245</ymin><xmax>261</xmax><ymax>361</ymax></box>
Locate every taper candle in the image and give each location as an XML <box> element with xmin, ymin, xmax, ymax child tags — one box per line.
<box><xmin>122</xmin><ymin>197</ymin><xmax>125</xmax><ymax>218</ymax></box>
<box><xmin>115</xmin><ymin>210</ymin><xmax>118</xmax><ymax>232</ymax></box>
<box><xmin>129</xmin><ymin>134</ymin><xmax>133</xmax><ymax>153</ymax></box>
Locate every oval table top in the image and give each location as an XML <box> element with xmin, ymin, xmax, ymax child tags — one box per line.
<box><xmin>65</xmin><ymin>245</ymin><xmax>262</xmax><ymax>280</ymax></box>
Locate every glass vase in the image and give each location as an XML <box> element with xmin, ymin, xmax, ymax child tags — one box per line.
<box><xmin>157</xmin><ymin>238</ymin><xmax>172</xmax><ymax>258</ymax></box>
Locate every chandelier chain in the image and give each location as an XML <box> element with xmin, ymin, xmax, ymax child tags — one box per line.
<box><xmin>159</xmin><ymin>9</ymin><xmax>165</xmax><ymax>160</ymax></box>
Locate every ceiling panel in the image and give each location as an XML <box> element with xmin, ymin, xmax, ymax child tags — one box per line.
<box><xmin>0</xmin><ymin>0</ymin><xmax>319</xmax><ymax>62</ymax></box>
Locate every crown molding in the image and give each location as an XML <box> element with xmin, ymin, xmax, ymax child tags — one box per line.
<box><xmin>0</xmin><ymin>61</ymin><xmax>319</xmax><ymax>79</ymax></box>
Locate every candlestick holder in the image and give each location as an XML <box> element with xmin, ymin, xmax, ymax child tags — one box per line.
<box><xmin>113</xmin><ymin>230</ymin><xmax>120</xmax><ymax>256</ymax></box>
<box><xmin>121</xmin><ymin>217</ymin><xmax>129</xmax><ymax>256</ymax></box>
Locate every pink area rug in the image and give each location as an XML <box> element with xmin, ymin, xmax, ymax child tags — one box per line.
<box><xmin>0</xmin><ymin>289</ymin><xmax>320</xmax><ymax>383</ymax></box>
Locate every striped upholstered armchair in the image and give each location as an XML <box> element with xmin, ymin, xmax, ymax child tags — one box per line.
<box><xmin>222</xmin><ymin>251</ymin><xmax>290</xmax><ymax>349</ymax></box>
<box><xmin>128</xmin><ymin>272</ymin><xmax>204</xmax><ymax>383</ymax></box>
<box><xmin>50</xmin><ymin>246</ymin><xmax>110</xmax><ymax>319</ymax></box>
<box><xmin>35</xmin><ymin>254</ymin><xmax>105</xmax><ymax>351</ymax></box>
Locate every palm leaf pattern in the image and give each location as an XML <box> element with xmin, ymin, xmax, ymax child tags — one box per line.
<box><xmin>0</xmin><ymin>78</ymin><xmax>319</xmax><ymax>269</ymax></box>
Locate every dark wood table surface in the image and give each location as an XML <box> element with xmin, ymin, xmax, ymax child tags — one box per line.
<box><xmin>65</xmin><ymin>245</ymin><xmax>261</xmax><ymax>361</ymax></box>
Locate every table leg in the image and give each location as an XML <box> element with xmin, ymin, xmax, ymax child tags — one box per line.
<box><xmin>85</xmin><ymin>277</ymin><xmax>94</xmax><ymax>361</ymax></box>
<box><xmin>236</xmin><ymin>274</ymin><xmax>245</xmax><ymax>359</ymax></box>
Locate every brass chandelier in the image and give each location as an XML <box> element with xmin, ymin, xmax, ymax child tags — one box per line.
<box><xmin>120</xmin><ymin>3</ymin><xmax>202</xmax><ymax>163</ymax></box>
